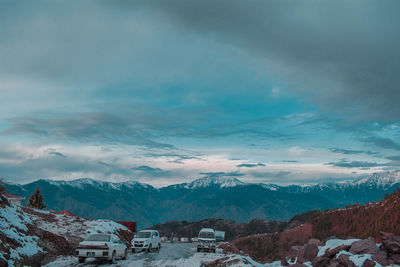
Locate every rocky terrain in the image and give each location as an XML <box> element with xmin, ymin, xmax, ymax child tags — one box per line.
<box><xmin>226</xmin><ymin>188</ymin><xmax>400</xmax><ymax>265</ymax></box>
<box><xmin>0</xmin><ymin>191</ymin><xmax>133</xmax><ymax>267</ymax></box>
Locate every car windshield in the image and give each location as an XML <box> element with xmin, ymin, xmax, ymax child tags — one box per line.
<box><xmin>199</xmin><ymin>232</ymin><xmax>215</xmax><ymax>239</ymax></box>
<box><xmin>137</xmin><ymin>231</ymin><xmax>151</xmax><ymax>238</ymax></box>
<box><xmin>85</xmin><ymin>234</ymin><xmax>110</xmax><ymax>242</ymax></box>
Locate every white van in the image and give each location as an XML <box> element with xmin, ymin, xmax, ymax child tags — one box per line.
<box><xmin>197</xmin><ymin>228</ymin><xmax>216</xmax><ymax>253</ymax></box>
<box><xmin>131</xmin><ymin>230</ymin><xmax>161</xmax><ymax>252</ymax></box>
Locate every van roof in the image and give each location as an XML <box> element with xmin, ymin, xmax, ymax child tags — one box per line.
<box><xmin>200</xmin><ymin>228</ymin><xmax>214</xmax><ymax>232</ymax></box>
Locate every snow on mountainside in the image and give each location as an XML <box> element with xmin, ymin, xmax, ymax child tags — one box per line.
<box><xmin>184</xmin><ymin>176</ymin><xmax>246</xmax><ymax>189</ymax></box>
<box><xmin>352</xmin><ymin>170</ymin><xmax>400</xmax><ymax>187</ymax></box>
<box><xmin>45</xmin><ymin>177</ymin><xmax>154</xmax><ymax>190</ymax></box>
<box><xmin>37</xmin><ymin>170</ymin><xmax>400</xmax><ymax>191</ymax></box>
<box><xmin>0</xmin><ymin>192</ymin><xmax>133</xmax><ymax>267</ymax></box>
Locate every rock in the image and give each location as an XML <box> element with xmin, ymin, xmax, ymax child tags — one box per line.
<box><xmin>349</xmin><ymin>237</ymin><xmax>379</xmax><ymax>254</ymax></box>
<box><xmin>295</xmin><ymin>246</ymin><xmax>305</xmax><ymax>263</ymax></box>
<box><xmin>327</xmin><ymin>259</ymin><xmax>343</xmax><ymax>267</ymax></box>
<box><xmin>362</xmin><ymin>259</ymin><xmax>376</xmax><ymax>267</ymax></box>
<box><xmin>303</xmin><ymin>243</ymin><xmax>318</xmax><ymax>261</ymax></box>
<box><xmin>326</xmin><ymin>245</ymin><xmax>350</xmax><ymax>257</ymax></box>
<box><xmin>337</xmin><ymin>254</ymin><xmax>356</xmax><ymax>267</ymax></box>
<box><xmin>308</xmin><ymin>238</ymin><xmax>324</xmax><ymax>246</ymax></box>
<box><xmin>0</xmin><ymin>257</ymin><xmax>7</xmax><ymax>267</ymax></box>
<box><xmin>381</xmin><ymin>231</ymin><xmax>400</xmax><ymax>254</ymax></box>
<box><xmin>312</xmin><ymin>256</ymin><xmax>331</xmax><ymax>267</ymax></box>
<box><xmin>390</xmin><ymin>253</ymin><xmax>400</xmax><ymax>264</ymax></box>
<box><xmin>372</xmin><ymin>250</ymin><xmax>388</xmax><ymax>266</ymax></box>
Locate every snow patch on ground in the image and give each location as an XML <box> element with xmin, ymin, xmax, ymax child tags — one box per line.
<box><xmin>317</xmin><ymin>238</ymin><xmax>360</xmax><ymax>256</ymax></box>
<box><xmin>34</xmin><ymin>212</ymin><xmax>128</xmax><ymax>241</ymax></box>
<box><xmin>0</xmin><ymin>203</ymin><xmax>43</xmax><ymax>266</ymax></box>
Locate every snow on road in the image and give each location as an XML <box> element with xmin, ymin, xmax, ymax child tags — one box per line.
<box><xmin>45</xmin><ymin>242</ymin><xmax>265</xmax><ymax>267</ymax></box>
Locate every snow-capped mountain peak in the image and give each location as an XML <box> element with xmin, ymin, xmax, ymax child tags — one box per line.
<box><xmin>45</xmin><ymin>178</ymin><xmax>153</xmax><ymax>190</ymax></box>
<box><xmin>185</xmin><ymin>176</ymin><xmax>246</xmax><ymax>189</ymax></box>
<box><xmin>352</xmin><ymin>170</ymin><xmax>400</xmax><ymax>188</ymax></box>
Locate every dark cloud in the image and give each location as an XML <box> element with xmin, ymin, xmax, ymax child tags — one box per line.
<box><xmin>386</xmin><ymin>155</ymin><xmax>400</xmax><ymax>161</ymax></box>
<box><xmin>48</xmin><ymin>151</ymin><xmax>66</xmax><ymax>157</ymax></box>
<box><xmin>326</xmin><ymin>159</ymin><xmax>384</xmax><ymax>168</ymax></box>
<box><xmin>246</xmin><ymin>171</ymin><xmax>292</xmax><ymax>180</ymax></box>
<box><xmin>135</xmin><ymin>0</ymin><xmax>400</xmax><ymax>121</ymax></box>
<box><xmin>329</xmin><ymin>148</ymin><xmax>373</xmax><ymax>155</ymax></box>
<box><xmin>364</xmin><ymin>137</ymin><xmax>400</xmax><ymax>151</ymax></box>
<box><xmin>131</xmin><ymin>166</ymin><xmax>163</xmax><ymax>172</ymax></box>
<box><xmin>2</xmin><ymin>112</ymin><xmax>176</xmax><ymax>149</ymax></box>
<box><xmin>199</xmin><ymin>171</ymin><xmax>244</xmax><ymax>177</ymax></box>
<box><xmin>237</xmin><ymin>163</ymin><xmax>265</xmax><ymax>168</ymax></box>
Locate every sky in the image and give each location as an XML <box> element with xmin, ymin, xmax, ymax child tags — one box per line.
<box><xmin>1</xmin><ymin>0</ymin><xmax>400</xmax><ymax>187</ymax></box>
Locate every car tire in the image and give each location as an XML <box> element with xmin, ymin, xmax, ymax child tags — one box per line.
<box><xmin>122</xmin><ymin>249</ymin><xmax>127</xmax><ymax>260</ymax></box>
<box><xmin>147</xmin><ymin>244</ymin><xmax>152</xmax><ymax>253</ymax></box>
<box><xmin>197</xmin><ymin>248</ymin><xmax>200</xmax><ymax>252</ymax></box>
<box><xmin>78</xmin><ymin>257</ymin><xmax>86</xmax><ymax>263</ymax></box>
<box><xmin>212</xmin><ymin>249</ymin><xmax>216</xmax><ymax>253</ymax></box>
<box><xmin>132</xmin><ymin>248</ymin><xmax>136</xmax><ymax>253</ymax></box>
<box><xmin>157</xmin><ymin>243</ymin><xmax>161</xmax><ymax>251</ymax></box>
<box><xmin>109</xmin><ymin>251</ymin><xmax>116</xmax><ymax>264</ymax></box>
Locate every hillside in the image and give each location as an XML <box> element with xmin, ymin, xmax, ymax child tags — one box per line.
<box><xmin>229</xmin><ymin>188</ymin><xmax>400</xmax><ymax>264</ymax></box>
<box><xmin>5</xmin><ymin>171</ymin><xmax>400</xmax><ymax>228</ymax></box>
<box><xmin>0</xmin><ymin>190</ymin><xmax>133</xmax><ymax>266</ymax></box>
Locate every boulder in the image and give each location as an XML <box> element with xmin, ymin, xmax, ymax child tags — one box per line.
<box><xmin>326</xmin><ymin>245</ymin><xmax>350</xmax><ymax>258</ymax></box>
<box><xmin>381</xmin><ymin>231</ymin><xmax>400</xmax><ymax>254</ymax></box>
<box><xmin>302</xmin><ymin>243</ymin><xmax>318</xmax><ymax>261</ymax></box>
<box><xmin>362</xmin><ymin>259</ymin><xmax>376</xmax><ymax>267</ymax></box>
<box><xmin>312</xmin><ymin>256</ymin><xmax>331</xmax><ymax>267</ymax></box>
<box><xmin>308</xmin><ymin>238</ymin><xmax>324</xmax><ymax>246</ymax></box>
<box><xmin>389</xmin><ymin>253</ymin><xmax>400</xmax><ymax>264</ymax></box>
<box><xmin>371</xmin><ymin>250</ymin><xmax>388</xmax><ymax>266</ymax></box>
<box><xmin>337</xmin><ymin>254</ymin><xmax>356</xmax><ymax>267</ymax></box>
<box><xmin>349</xmin><ymin>237</ymin><xmax>379</xmax><ymax>254</ymax></box>
<box><xmin>281</xmin><ymin>257</ymin><xmax>289</xmax><ymax>266</ymax></box>
<box><xmin>327</xmin><ymin>259</ymin><xmax>343</xmax><ymax>267</ymax></box>
<box><xmin>0</xmin><ymin>257</ymin><xmax>7</xmax><ymax>267</ymax></box>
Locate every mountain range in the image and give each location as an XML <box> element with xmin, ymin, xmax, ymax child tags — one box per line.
<box><xmin>5</xmin><ymin>170</ymin><xmax>400</xmax><ymax>229</ymax></box>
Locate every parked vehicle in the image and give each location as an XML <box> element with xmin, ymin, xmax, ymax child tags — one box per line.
<box><xmin>131</xmin><ymin>230</ymin><xmax>161</xmax><ymax>252</ymax></box>
<box><xmin>76</xmin><ymin>234</ymin><xmax>127</xmax><ymax>263</ymax></box>
<box><xmin>197</xmin><ymin>228</ymin><xmax>216</xmax><ymax>253</ymax></box>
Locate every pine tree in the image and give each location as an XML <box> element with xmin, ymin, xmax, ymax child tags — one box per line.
<box><xmin>28</xmin><ymin>186</ymin><xmax>46</xmax><ymax>209</ymax></box>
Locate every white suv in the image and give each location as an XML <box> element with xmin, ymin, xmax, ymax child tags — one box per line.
<box><xmin>76</xmin><ymin>234</ymin><xmax>127</xmax><ymax>263</ymax></box>
<box><xmin>197</xmin><ymin>228</ymin><xmax>216</xmax><ymax>253</ymax></box>
<box><xmin>131</xmin><ymin>230</ymin><xmax>161</xmax><ymax>252</ymax></box>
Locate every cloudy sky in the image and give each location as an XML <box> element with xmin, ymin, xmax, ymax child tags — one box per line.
<box><xmin>1</xmin><ymin>0</ymin><xmax>400</xmax><ymax>186</ymax></box>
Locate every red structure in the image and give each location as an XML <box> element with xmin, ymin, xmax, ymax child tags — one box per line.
<box><xmin>57</xmin><ymin>210</ymin><xmax>76</xmax><ymax>216</ymax></box>
<box><xmin>117</xmin><ymin>221</ymin><xmax>136</xmax><ymax>233</ymax></box>
<box><xmin>4</xmin><ymin>192</ymin><xmax>25</xmax><ymax>205</ymax></box>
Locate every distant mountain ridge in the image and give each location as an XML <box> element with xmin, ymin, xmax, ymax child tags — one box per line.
<box><xmin>5</xmin><ymin>171</ymin><xmax>400</xmax><ymax>229</ymax></box>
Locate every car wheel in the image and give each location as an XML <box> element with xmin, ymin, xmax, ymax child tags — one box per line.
<box><xmin>78</xmin><ymin>257</ymin><xmax>86</xmax><ymax>263</ymax></box>
<box><xmin>132</xmin><ymin>248</ymin><xmax>135</xmax><ymax>253</ymax></box>
<box><xmin>197</xmin><ymin>248</ymin><xmax>200</xmax><ymax>252</ymax></box>
<box><xmin>147</xmin><ymin>244</ymin><xmax>152</xmax><ymax>253</ymax></box>
<box><xmin>109</xmin><ymin>251</ymin><xmax>116</xmax><ymax>264</ymax></box>
<box><xmin>157</xmin><ymin>243</ymin><xmax>161</xmax><ymax>251</ymax></box>
<box><xmin>213</xmin><ymin>249</ymin><xmax>216</xmax><ymax>253</ymax></box>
